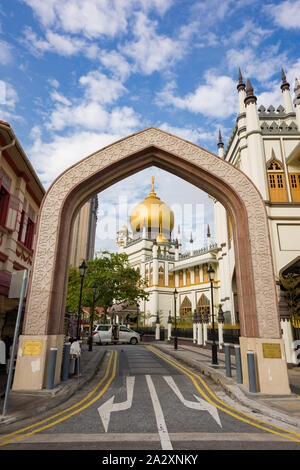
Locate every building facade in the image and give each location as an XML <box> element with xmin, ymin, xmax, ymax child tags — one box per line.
<box><xmin>0</xmin><ymin>120</ymin><xmax>45</xmax><ymax>341</ymax></box>
<box><xmin>116</xmin><ymin>177</ymin><xmax>219</xmax><ymax>328</ymax></box>
<box><xmin>214</xmin><ymin>69</ymin><xmax>300</xmax><ymax>363</ymax></box>
<box><xmin>69</xmin><ymin>195</ymin><xmax>98</xmax><ymax>268</ymax></box>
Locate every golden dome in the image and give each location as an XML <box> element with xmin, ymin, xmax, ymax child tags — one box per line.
<box><xmin>130</xmin><ymin>176</ymin><xmax>174</xmax><ymax>238</ymax></box>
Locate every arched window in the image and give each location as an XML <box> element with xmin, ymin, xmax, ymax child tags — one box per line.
<box><xmin>168</xmin><ymin>271</ymin><xmax>174</xmax><ymax>287</ymax></box>
<box><xmin>289</xmin><ymin>173</ymin><xmax>300</xmax><ymax>202</ymax></box>
<box><xmin>194</xmin><ymin>267</ymin><xmax>200</xmax><ymax>284</ymax></box>
<box><xmin>197</xmin><ymin>294</ymin><xmax>210</xmax><ymax>315</ymax></box>
<box><xmin>145</xmin><ymin>266</ymin><xmax>149</xmax><ymax>283</ymax></box>
<box><xmin>158</xmin><ymin>266</ymin><xmax>164</xmax><ymax>286</ymax></box>
<box><xmin>267</xmin><ymin>160</ymin><xmax>287</xmax><ymax>202</ymax></box>
<box><xmin>203</xmin><ymin>265</ymin><xmax>209</xmax><ymax>283</ymax></box>
<box><xmin>150</xmin><ymin>266</ymin><xmax>153</xmax><ymax>285</ymax></box>
<box><xmin>186</xmin><ymin>270</ymin><xmax>191</xmax><ymax>285</ymax></box>
<box><xmin>180</xmin><ymin>296</ymin><xmax>192</xmax><ymax>317</ymax></box>
<box><xmin>179</xmin><ymin>270</ymin><xmax>183</xmax><ymax>286</ymax></box>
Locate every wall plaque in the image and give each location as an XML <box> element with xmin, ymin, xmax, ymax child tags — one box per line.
<box><xmin>23</xmin><ymin>340</ymin><xmax>42</xmax><ymax>356</ymax></box>
<box><xmin>262</xmin><ymin>343</ymin><xmax>281</xmax><ymax>359</ymax></box>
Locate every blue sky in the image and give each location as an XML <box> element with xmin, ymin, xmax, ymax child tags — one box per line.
<box><xmin>0</xmin><ymin>0</ymin><xmax>300</xmax><ymax>252</ymax></box>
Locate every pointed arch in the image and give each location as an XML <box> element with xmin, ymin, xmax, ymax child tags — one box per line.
<box><xmin>15</xmin><ymin>127</ymin><xmax>283</xmax><ymax>391</ymax></box>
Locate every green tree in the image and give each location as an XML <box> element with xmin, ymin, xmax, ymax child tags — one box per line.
<box><xmin>66</xmin><ymin>251</ymin><xmax>149</xmax><ymax>322</ymax></box>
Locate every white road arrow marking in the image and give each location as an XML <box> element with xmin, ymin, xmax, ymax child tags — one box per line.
<box><xmin>98</xmin><ymin>376</ymin><xmax>135</xmax><ymax>432</ymax></box>
<box><xmin>163</xmin><ymin>376</ymin><xmax>222</xmax><ymax>428</ymax></box>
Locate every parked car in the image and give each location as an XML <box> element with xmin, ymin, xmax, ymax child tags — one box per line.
<box><xmin>92</xmin><ymin>324</ymin><xmax>141</xmax><ymax>345</ymax></box>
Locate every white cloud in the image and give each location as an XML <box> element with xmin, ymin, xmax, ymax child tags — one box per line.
<box><xmin>21</xmin><ymin>0</ymin><xmax>174</xmax><ymax>39</ymax></box>
<box><xmin>266</xmin><ymin>0</ymin><xmax>300</xmax><ymax>29</ymax></box>
<box><xmin>79</xmin><ymin>70</ymin><xmax>127</xmax><ymax>104</ymax></box>
<box><xmin>226</xmin><ymin>45</ymin><xmax>288</xmax><ymax>82</ymax></box>
<box><xmin>0</xmin><ymin>40</ymin><xmax>13</xmax><ymax>65</ymax></box>
<box><xmin>50</xmin><ymin>90</ymin><xmax>72</xmax><ymax>106</ymax></box>
<box><xmin>156</xmin><ymin>73</ymin><xmax>237</xmax><ymax>118</ymax></box>
<box><xmin>0</xmin><ymin>81</ymin><xmax>19</xmax><ymax>121</ymax></box>
<box><xmin>28</xmin><ymin>130</ymin><xmax>123</xmax><ymax>188</ymax></box>
<box><xmin>227</xmin><ymin>20</ymin><xmax>273</xmax><ymax>48</ymax></box>
<box><xmin>257</xmin><ymin>58</ymin><xmax>300</xmax><ymax>109</ymax></box>
<box><xmin>22</xmin><ymin>26</ymin><xmax>87</xmax><ymax>56</ymax></box>
<box><xmin>99</xmin><ymin>50</ymin><xmax>131</xmax><ymax>81</ymax></box>
<box><xmin>121</xmin><ymin>12</ymin><xmax>185</xmax><ymax>75</ymax></box>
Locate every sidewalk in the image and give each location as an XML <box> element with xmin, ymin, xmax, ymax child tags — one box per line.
<box><xmin>151</xmin><ymin>340</ymin><xmax>300</xmax><ymax>430</ymax></box>
<box><xmin>0</xmin><ymin>344</ymin><xmax>106</xmax><ymax>426</ymax></box>
<box><xmin>1</xmin><ymin>340</ymin><xmax>300</xmax><ymax>430</ymax></box>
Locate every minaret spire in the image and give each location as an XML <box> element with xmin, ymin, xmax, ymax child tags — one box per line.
<box><xmin>281</xmin><ymin>68</ymin><xmax>290</xmax><ymax>90</ymax></box>
<box><xmin>217</xmin><ymin>129</ymin><xmax>224</xmax><ymax>158</ymax></box>
<box><xmin>237</xmin><ymin>68</ymin><xmax>245</xmax><ymax>91</ymax></box>
<box><xmin>244</xmin><ymin>79</ymin><xmax>257</xmax><ymax>106</ymax></box>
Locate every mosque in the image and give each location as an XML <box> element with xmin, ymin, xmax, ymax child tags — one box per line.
<box><xmin>116</xmin><ymin>175</ymin><xmax>220</xmax><ymax>328</ymax></box>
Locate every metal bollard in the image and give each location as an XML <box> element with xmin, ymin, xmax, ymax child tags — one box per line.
<box><xmin>61</xmin><ymin>343</ymin><xmax>71</xmax><ymax>381</ymax></box>
<box><xmin>75</xmin><ymin>356</ymin><xmax>80</xmax><ymax>376</ymax></box>
<box><xmin>224</xmin><ymin>343</ymin><xmax>232</xmax><ymax>377</ymax></box>
<box><xmin>234</xmin><ymin>344</ymin><xmax>243</xmax><ymax>384</ymax></box>
<box><xmin>46</xmin><ymin>348</ymin><xmax>57</xmax><ymax>390</ymax></box>
<box><xmin>247</xmin><ymin>350</ymin><xmax>257</xmax><ymax>393</ymax></box>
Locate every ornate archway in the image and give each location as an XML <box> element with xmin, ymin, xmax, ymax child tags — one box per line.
<box><xmin>13</xmin><ymin>127</ymin><xmax>290</xmax><ymax>394</ymax></box>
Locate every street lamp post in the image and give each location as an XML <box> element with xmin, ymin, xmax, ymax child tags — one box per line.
<box><xmin>88</xmin><ymin>282</ymin><xmax>98</xmax><ymax>352</ymax></box>
<box><xmin>77</xmin><ymin>260</ymin><xmax>87</xmax><ymax>340</ymax></box>
<box><xmin>207</xmin><ymin>264</ymin><xmax>218</xmax><ymax>365</ymax></box>
<box><xmin>174</xmin><ymin>288</ymin><xmax>178</xmax><ymax>350</ymax></box>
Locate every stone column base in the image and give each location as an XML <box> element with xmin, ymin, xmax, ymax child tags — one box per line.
<box><xmin>12</xmin><ymin>334</ymin><xmax>64</xmax><ymax>391</ymax></box>
<box><xmin>239</xmin><ymin>336</ymin><xmax>291</xmax><ymax>395</ymax></box>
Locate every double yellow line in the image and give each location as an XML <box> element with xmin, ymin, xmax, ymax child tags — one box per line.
<box><xmin>147</xmin><ymin>345</ymin><xmax>300</xmax><ymax>444</ymax></box>
<box><xmin>0</xmin><ymin>350</ymin><xmax>117</xmax><ymax>447</ymax></box>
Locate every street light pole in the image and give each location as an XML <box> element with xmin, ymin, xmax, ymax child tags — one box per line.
<box><xmin>77</xmin><ymin>260</ymin><xmax>87</xmax><ymax>340</ymax></box>
<box><xmin>208</xmin><ymin>264</ymin><xmax>218</xmax><ymax>365</ymax></box>
<box><xmin>88</xmin><ymin>282</ymin><xmax>98</xmax><ymax>352</ymax></box>
<box><xmin>174</xmin><ymin>288</ymin><xmax>178</xmax><ymax>350</ymax></box>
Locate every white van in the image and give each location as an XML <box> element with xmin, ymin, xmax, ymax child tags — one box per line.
<box><xmin>92</xmin><ymin>324</ymin><xmax>140</xmax><ymax>345</ymax></box>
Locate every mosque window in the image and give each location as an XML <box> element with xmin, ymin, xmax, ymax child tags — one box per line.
<box><xmin>289</xmin><ymin>173</ymin><xmax>300</xmax><ymax>202</ymax></box>
<box><xmin>150</xmin><ymin>266</ymin><xmax>153</xmax><ymax>285</ymax></box>
<box><xmin>180</xmin><ymin>296</ymin><xmax>192</xmax><ymax>317</ymax></box>
<box><xmin>197</xmin><ymin>294</ymin><xmax>210</xmax><ymax>315</ymax></box>
<box><xmin>186</xmin><ymin>270</ymin><xmax>191</xmax><ymax>285</ymax></box>
<box><xmin>267</xmin><ymin>160</ymin><xmax>287</xmax><ymax>202</ymax></box>
<box><xmin>194</xmin><ymin>267</ymin><xmax>200</xmax><ymax>284</ymax></box>
<box><xmin>145</xmin><ymin>266</ymin><xmax>149</xmax><ymax>283</ymax></box>
<box><xmin>203</xmin><ymin>265</ymin><xmax>209</xmax><ymax>283</ymax></box>
<box><xmin>158</xmin><ymin>266</ymin><xmax>164</xmax><ymax>286</ymax></box>
<box><xmin>168</xmin><ymin>271</ymin><xmax>174</xmax><ymax>287</ymax></box>
<box><xmin>179</xmin><ymin>270</ymin><xmax>183</xmax><ymax>286</ymax></box>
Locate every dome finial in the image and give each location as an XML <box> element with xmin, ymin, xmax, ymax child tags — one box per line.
<box><xmin>150</xmin><ymin>176</ymin><xmax>156</xmax><ymax>196</ymax></box>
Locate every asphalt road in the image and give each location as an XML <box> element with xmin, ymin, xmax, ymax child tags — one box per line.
<box><xmin>1</xmin><ymin>344</ymin><xmax>300</xmax><ymax>453</ymax></box>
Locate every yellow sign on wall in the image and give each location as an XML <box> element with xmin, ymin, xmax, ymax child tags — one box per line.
<box><xmin>262</xmin><ymin>343</ymin><xmax>281</xmax><ymax>359</ymax></box>
<box><xmin>23</xmin><ymin>340</ymin><xmax>42</xmax><ymax>356</ymax></box>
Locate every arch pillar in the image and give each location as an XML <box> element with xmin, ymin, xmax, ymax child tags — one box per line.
<box><xmin>12</xmin><ymin>127</ymin><xmax>290</xmax><ymax>394</ymax></box>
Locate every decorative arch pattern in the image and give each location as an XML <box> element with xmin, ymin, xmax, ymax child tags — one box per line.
<box><xmin>23</xmin><ymin>127</ymin><xmax>280</xmax><ymax>340</ymax></box>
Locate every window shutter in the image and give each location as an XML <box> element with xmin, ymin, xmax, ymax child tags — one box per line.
<box><xmin>5</xmin><ymin>195</ymin><xmax>19</xmax><ymax>231</ymax></box>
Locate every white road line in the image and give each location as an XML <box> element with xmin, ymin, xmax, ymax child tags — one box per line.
<box><xmin>145</xmin><ymin>374</ymin><xmax>173</xmax><ymax>450</ymax></box>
